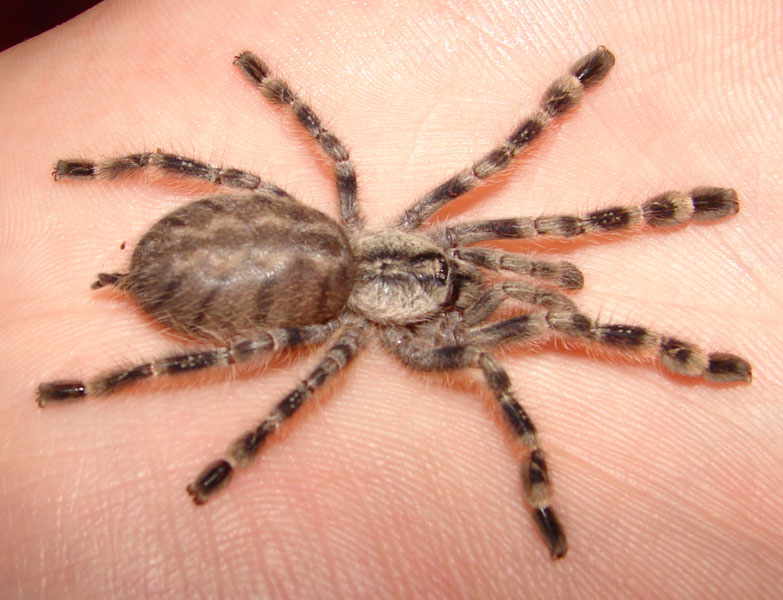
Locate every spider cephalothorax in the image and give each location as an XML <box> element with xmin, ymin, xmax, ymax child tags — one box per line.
<box><xmin>38</xmin><ymin>47</ymin><xmax>751</xmax><ymax>559</ymax></box>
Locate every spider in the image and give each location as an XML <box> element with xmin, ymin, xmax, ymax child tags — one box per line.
<box><xmin>37</xmin><ymin>46</ymin><xmax>752</xmax><ymax>559</ymax></box>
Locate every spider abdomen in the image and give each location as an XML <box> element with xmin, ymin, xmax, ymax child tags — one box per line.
<box><xmin>124</xmin><ymin>192</ymin><xmax>355</xmax><ymax>341</ymax></box>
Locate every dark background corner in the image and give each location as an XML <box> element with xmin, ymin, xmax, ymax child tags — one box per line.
<box><xmin>1</xmin><ymin>1</ymin><xmax>102</xmax><ymax>52</ymax></box>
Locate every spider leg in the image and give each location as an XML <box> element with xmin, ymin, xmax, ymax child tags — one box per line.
<box><xmin>396</xmin><ymin>46</ymin><xmax>615</xmax><ymax>230</ymax></box>
<box><xmin>545</xmin><ymin>310</ymin><xmax>752</xmax><ymax>382</ymax></box>
<box><xmin>451</xmin><ymin>246</ymin><xmax>584</xmax><ymax>290</ymax></box>
<box><xmin>381</xmin><ymin>329</ymin><xmax>566</xmax><ymax>559</ymax></box>
<box><xmin>379</xmin><ymin>298</ymin><xmax>750</xmax><ymax>557</ymax></box>
<box><xmin>91</xmin><ymin>272</ymin><xmax>127</xmax><ymax>289</ymax></box>
<box><xmin>186</xmin><ymin>321</ymin><xmax>367</xmax><ymax>504</ymax></box>
<box><xmin>36</xmin><ymin>322</ymin><xmax>339</xmax><ymax>406</ymax></box>
<box><xmin>53</xmin><ymin>151</ymin><xmax>285</xmax><ymax>194</ymax></box>
<box><xmin>457</xmin><ymin>304</ymin><xmax>751</xmax><ymax>382</ymax></box>
<box><xmin>435</xmin><ymin>187</ymin><xmax>739</xmax><ymax>246</ymax></box>
<box><xmin>234</xmin><ymin>51</ymin><xmax>362</xmax><ymax>230</ymax></box>
<box><xmin>461</xmin><ymin>283</ymin><xmax>574</xmax><ymax>327</ymax></box>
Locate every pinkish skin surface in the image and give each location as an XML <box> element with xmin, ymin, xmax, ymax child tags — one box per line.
<box><xmin>1</xmin><ymin>0</ymin><xmax>781</xmax><ymax>597</ymax></box>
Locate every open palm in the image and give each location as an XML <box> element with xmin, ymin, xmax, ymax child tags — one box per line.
<box><xmin>1</xmin><ymin>1</ymin><xmax>781</xmax><ymax>597</ymax></box>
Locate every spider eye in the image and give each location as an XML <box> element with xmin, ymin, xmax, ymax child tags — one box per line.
<box><xmin>411</xmin><ymin>253</ymin><xmax>449</xmax><ymax>285</ymax></box>
<box><xmin>434</xmin><ymin>257</ymin><xmax>449</xmax><ymax>282</ymax></box>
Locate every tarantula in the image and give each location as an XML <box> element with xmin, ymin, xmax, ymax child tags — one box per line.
<box><xmin>37</xmin><ymin>47</ymin><xmax>751</xmax><ymax>559</ymax></box>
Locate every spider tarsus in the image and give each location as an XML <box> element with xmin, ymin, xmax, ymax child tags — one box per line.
<box><xmin>705</xmin><ymin>352</ymin><xmax>752</xmax><ymax>383</ymax></box>
<box><xmin>187</xmin><ymin>459</ymin><xmax>234</xmax><ymax>504</ymax></box>
<box><xmin>541</xmin><ymin>46</ymin><xmax>616</xmax><ymax>118</ymax></box>
<box><xmin>532</xmin><ymin>506</ymin><xmax>568</xmax><ymax>560</ymax></box>
<box><xmin>234</xmin><ymin>51</ymin><xmax>270</xmax><ymax>81</ymax></box>
<box><xmin>53</xmin><ymin>160</ymin><xmax>96</xmax><ymax>180</ymax></box>
<box><xmin>92</xmin><ymin>272</ymin><xmax>126</xmax><ymax>289</ymax></box>
<box><xmin>557</xmin><ymin>262</ymin><xmax>584</xmax><ymax>290</ymax></box>
<box><xmin>571</xmin><ymin>46</ymin><xmax>615</xmax><ymax>87</ymax></box>
<box><xmin>37</xmin><ymin>381</ymin><xmax>87</xmax><ymax>406</ymax></box>
<box><xmin>690</xmin><ymin>187</ymin><xmax>739</xmax><ymax>221</ymax></box>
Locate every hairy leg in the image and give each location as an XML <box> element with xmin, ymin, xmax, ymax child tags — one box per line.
<box><xmin>451</xmin><ymin>246</ymin><xmax>584</xmax><ymax>290</ymax></box>
<box><xmin>186</xmin><ymin>322</ymin><xmax>367</xmax><ymax>503</ymax></box>
<box><xmin>37</xmin><ymin>322</ymin><xmax>339</xmax><ymax>405</ymax></box>
<box><xmin>381</xmin><ymin>330</ymin><xmax>567</xmax><ymax>558</ymax></box>
<box><xmin>234</xmin><ymin>51</ymin><xmax>362</xmax><ymax>230</ymax></box>
<box><xmin>396</xmin><ymin>46</ymin><xmax>615</xmax><ymax>230</ymax></box>
<box><xmin>433</xmin><ymin>188</ymin><xmax>738</xmax><ymax>245</ymax></box>
<box><xmin>53</xmin><ymin>151</ymin><xmax>281</xmax><ymax>193</ymax></box>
